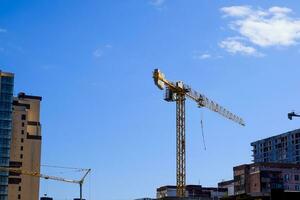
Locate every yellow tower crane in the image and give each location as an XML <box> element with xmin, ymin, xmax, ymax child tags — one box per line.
<box><xmin>153</xmin><ymin>69</ymin><xmax>245</xmax><ymax>198</ymax></box>
<box><xmin>0</xmin><ymin>166</ymin><xmax>91</xmax><ymax>200</ymax></box>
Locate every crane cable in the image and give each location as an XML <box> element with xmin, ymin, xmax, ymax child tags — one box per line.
<box><xmin>41</xmin><ymin>164</ymin><xmax>86</xmax><ymax>170</ymax></box>
<box><xmin>200</xmin><ymin>111</ymin><xmax>207</xmax><ymax>150</ymax></box>
<box><xmin>89</xmin><ymin>170</ymin><xmax>92</xmax><ymax>200</ymax></box>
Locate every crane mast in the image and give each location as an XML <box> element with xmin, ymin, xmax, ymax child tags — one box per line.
<box><xmin>153</xmin><ymin>69</ymin><xmax>245</xmax><ymax>198</ymax></box>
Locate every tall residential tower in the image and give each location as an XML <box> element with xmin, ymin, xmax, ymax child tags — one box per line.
<box><xmin>8</xmin><ymin>93</ymin><xmax>42</xmax><ymax>200</ymax></box>
<box><xmin>0</xmin><ymin>71</ymin><xmax>14</xmax><ymax>200</ymax></box>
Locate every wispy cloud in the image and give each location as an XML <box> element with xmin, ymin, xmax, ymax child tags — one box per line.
<box><xmin>220</xmin><ymin>5</ymin><xmax>300</xmax><ymax>55</ymax></box>
<box><xmin>149</xmin><ymin>0</ymin><xmax>166</xmax><ymax>7</ymax></box>
<box><xmin>149</xmin><ymin>0</ymin><xmax>167</xmax><ymax>10</ymax></box>
<box><xmin>193</xmin><ymin>52</ymin><xmax>212</xmax><ymax>60</ymax></box>
<box><xmin>192</xmin><ymin>51</ymin><xmax>223</xmax><ymax>60</ymax></box>
<box><xmin>93</xmin><ymin>49</ymin><xmax>103</xmax><ymax>58</ymax></box>
<box><xmin>0</xmin><ymin>28</ymin><xmax>7</xmax><ymax>33</ymax></box>
<box><xmin>93</xmin><ymin>44</ymin><xmax>112</xmax><ymax>58</ymax></box>
<box><xmin>104</xmin><ymin>44</ymin><xmax>112</xmax><ymax>48</ymax></box>
<box><xmin>219</xmin><ymin>37</ymin><xmax>263</xmax><ymax>56</ymax></box>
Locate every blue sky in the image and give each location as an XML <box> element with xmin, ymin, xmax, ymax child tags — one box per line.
<box><xmin>1</xmin><ymin>0</ymin><xmax>300</xmax><ymax>199</ymax></box>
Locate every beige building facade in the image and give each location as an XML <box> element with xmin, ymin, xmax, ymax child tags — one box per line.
<box><xmin>8</xmin><ymin>92</ymin><xmax>42</xmax><ymax>200</ymax></box>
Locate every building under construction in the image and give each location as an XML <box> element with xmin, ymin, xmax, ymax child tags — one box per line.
<box><xmin>251</xmin><ymin>129</ymin><xmax>300</xmax><ymax>164</ymax></box>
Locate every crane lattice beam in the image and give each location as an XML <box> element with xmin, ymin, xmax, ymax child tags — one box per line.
<box><xmin>153</xmin><ymin>69</ymin><xmax>245</xmax><ymax>126</ymax></box>
<box><xmin>185</xmin><ymin>87</ymin><xmax>245</xmax><ymax>126</ymax></box>
<box><xmin>0</xmin><ymin>166</ymin><xmax>91</xmax><ymax>200</ymax></box>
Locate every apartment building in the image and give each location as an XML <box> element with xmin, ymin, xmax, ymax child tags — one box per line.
<box><xmin>0</xmin><ymin>71</ymin><xmax>14</xmax><ymax>200</ymax></box>
<box><xmin>251</xmin><ymin>129</ymin><xmax>300</xmax><ymax>163</ymax></box>
<box><xmin>8</xmin><ymin>92</ymin><xmax>42</xmax><ymax>200</ymax></box>
<box><xmin>156</xmin><ymin>185</ymin><xmax>227</xmax><ymax>200</ymax></box>
<box><xmin>218</xmin><ymin>180</ymin><xmax>234</xmax><ymax>197</ymax></box>
<box><xmin>233</xmin><ymin>163</ymin><xmax>300</xmax><ymax>197</ymax></box>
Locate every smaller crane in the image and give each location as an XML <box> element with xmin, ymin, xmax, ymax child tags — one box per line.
<box><xmin>0</xmin><ymin>166</ymin><xmax>91</xmax><ymax>200</ymax></box>
<box><xmin>288</xmin><ymin>111</ymin><xmax>300</xmax><ymax>120</ymax></box>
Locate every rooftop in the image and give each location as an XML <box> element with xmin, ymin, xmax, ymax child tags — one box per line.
<box><xmin>251</xmin><ymin>128</ymin><xmax>300</xmax><ymax>146</ymax></box>
<box><xmin>234</xmin><ymin>162</ymin><xmax>300</xmax><ymax>170</ymax></box>
<box><xmin>0</xmin><ymin>70</ymin><xmax>14</xmax><ymax>77</ymax></box>
<box><xmin>18</xmin><ymin>92</ymin><xmax>42</xmax><ymax>101</ymax></box>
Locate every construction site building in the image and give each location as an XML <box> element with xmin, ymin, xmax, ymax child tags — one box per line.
<box><xmin>218</xmin><ymin>180</ymin><xmax>234</xmax><ymax>197</ymax></box>
<box><xmin>157</xmin><ymin>185</ymin><xmax>227</xmax><ymax>200</ymax></box>
<box><xmin>251</xmin><ymin>129</ymin><xmax>300</xmax><ymax>163</ymax></box>
<box><xmin>233</xmin><ymin>162</ymin><xmax>300</xmax><ymax>197</ymax></box>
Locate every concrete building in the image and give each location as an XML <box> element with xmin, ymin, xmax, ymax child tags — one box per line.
<box><xmin>218</xmin><ymin>180</ymin><xmax>234</xmax><ymax>197</ymax></box>
<box><xmin>251</xmin><ymin>129</ymin><xmax>300</xmax><ymax>163</ymax></box>
<box><xmin>0</xmin><ymin>71</ymin><xmax>14</xmax><ymax>200</ymax></box>
<box><xmin>156</xmin><ymin>185</ymin><xmax>227</xmax><ymax>200</ymax></box>
<box><xmin>135</xmin><ymin>198</ymin><xmax>156</xmax><ymax>200</ymax></box>
<box><xmin>8</xmin><ymin>93</ymin><xmax>42</xmax><ymax>200</ymax></box>
<box><xmin>233</xmin><ymin>162</ymin><xmax>300</xmax><ymax>197</ymax></box>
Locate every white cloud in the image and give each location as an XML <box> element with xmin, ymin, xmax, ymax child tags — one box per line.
<box><xmin>149</xmin><ymin>0</ymin><xmax>166</xmax><ymax>7</ymax></box>
<box><xmin>199</xmin><ymin>54</ymin><xmax>211</xmax><ymax>59</ymax></box>
<box><xmin>219</xmin><ymin>37</ymin><xmax>263</xmax><ymax>56</ymax></box>
<box><xmin>193</xmin><ymin>53</ymin><xmax>212</xmax><ymax>60</ymax></box>
<box><xmin>221</xmin><ymin>6</ymin><xmax>253</xmax><ymax>17</ymax></box>
<box><xmin>221</xmin><ymin>6</ymin><xmax>300</xmax><ymax>48</ymax></box>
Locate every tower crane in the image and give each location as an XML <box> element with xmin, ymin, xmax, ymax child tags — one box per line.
<box><xmin>288</xmin><ymin>111</ymin><xmax>300</xmax><ymax>120</ymax></box>
<box><xmin>153</xmin><ymin>69</ymin><xmax>245</xmax><ymax>198</ymax></box>
<box><xmin>0</xmin><ymin>166</ymin><xmax>91</xmax><ymax>200</ymax></box>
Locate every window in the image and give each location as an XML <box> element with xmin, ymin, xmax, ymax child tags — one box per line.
<box><xmin>0</xmin><ymin>120</ymin><xmax>12</xmax><ymax>129</ymax></box>
<box><xmin>21</xmin><ymin>114</ymin><xmax>26</xmax><ymax>120</ymax></box>
<box><xmin>20</xmin><ymin>154</ymin><xmax>23</xmax><ymax>159</ymax></box>
<box><xmin>18</xmin><ymin>186</ymin><xmax>21</xmax><ymax>191</ymax></box>
<box><xmin>295</xmin><ymin>175</ymin><xmax>300</xmax><ymax>181</ymax></box>
<box><xmin>21</xmin><ymin>130</ymin><xmax>24</xmax><ymax>135</ymax></box>
<box><xmin>22</xmin><ymin>122</ymin><xmax>24</xmax><ymax>127</ymax></box>
<box><xmin>18</xmin><ymin>194</ymin><xmax>21</xmax><ymax>199</ymax></box>
<box><xmin>285</xmin><ymin>185</ymin><xmax>290</xmax><ymax>190</ymax></box>
<box><xmin>284</xmin><ymin>174</ymin><xmax>290</xmax><ymax>181</ymax></box>
<box><xmin>20</xmin><ymin>146</ymin><xmax>23</xmax><ymax>151</ymax></box>
<box><xmin>21</xmin><ymin>138</ymin><xmax>24</xmax><ymax>143</ymax></box>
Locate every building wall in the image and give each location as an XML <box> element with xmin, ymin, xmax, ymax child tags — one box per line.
<box><xmin>251</xmin><ymin>129</ymin><xmax>300</xmax><ymax>163</ymax></box>
<box><xmin>233</xmin><ymin>163</ymin><xmax>300</xmax><ymax>197</ymax></box>
<box><xmin>8</xmin><ymin>93</ymin><xmax>42</xmax><ymax>200</ymax></box>
<box><xmin>218</xmin><ymin>180</ymin><xmax>235</xmax><ymax>197</ymax></box>
<box><xmin>0</xmin><ymin>71</ymin><xmax>14</xmax><ymax>200</ymax></box>
<box><xmin>156</xmin><ymin>185</ymin><xmax>226</xmax><ymax>200</ymax></box>
<box><xmin>233</xmin><ymin>165</ymin><xmax>250</xmax><ymax>195</ymax></box>
<box><xmin>248</xmin><ymin>172</ymin><xmax>260</xmax><ymax>195</ymax></box>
